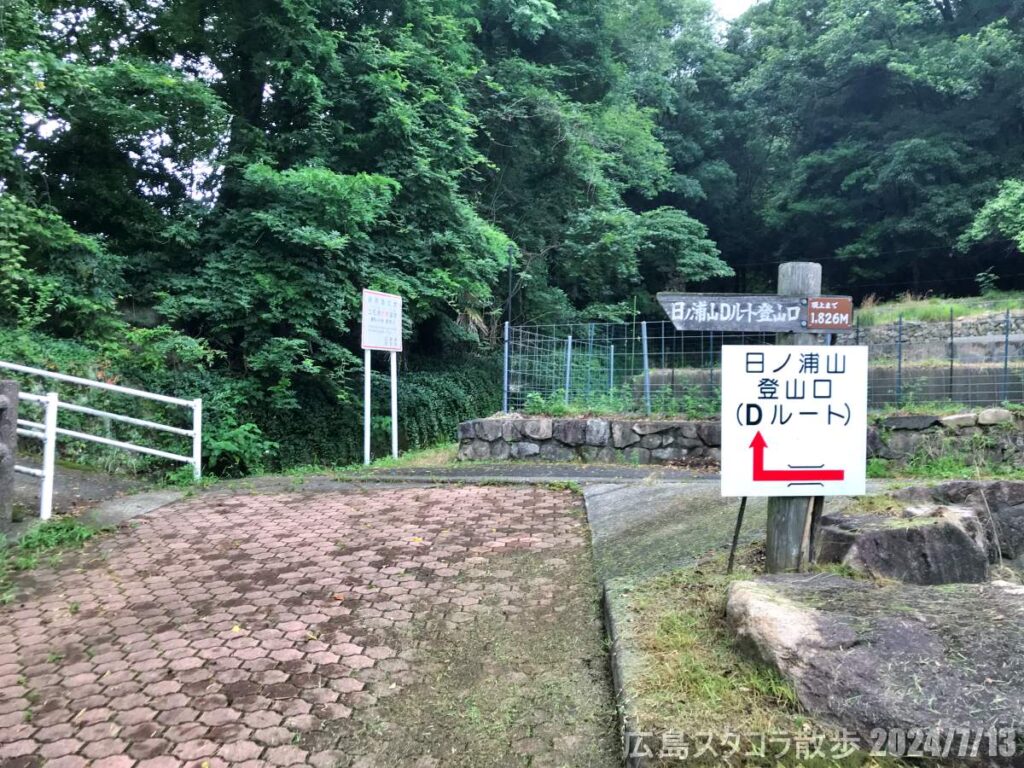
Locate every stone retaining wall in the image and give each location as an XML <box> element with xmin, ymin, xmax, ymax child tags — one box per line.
<box><xmin>835</xmin><ymin>313</ymin><xmax>1024</xmax><ymax>347</ymax></box>
<box><xmin>457</xmin><ymin>408</ymin><xmax>1024</xmax><ymax>466</ymax></box>
<box><xmin>457</xmin><ymin>417</ymin><xmax>721</xmax><ymax>464</ymax></box>
<box><xmin>869</xmin><ymin>408</ymin><xmax>1024</xmax><ymax>466</ymax></box>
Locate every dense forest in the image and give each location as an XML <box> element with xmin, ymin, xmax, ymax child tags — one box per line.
<box><xmin>2</xmin><ymin>0</ymin><xmax>1024</xmax><ymax>470</ymax></box>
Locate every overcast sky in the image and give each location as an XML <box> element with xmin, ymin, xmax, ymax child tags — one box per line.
<box><xmin>716</xmin><ymin>0</ymin><xmax>756</xmax><ymax>19</ymax></box>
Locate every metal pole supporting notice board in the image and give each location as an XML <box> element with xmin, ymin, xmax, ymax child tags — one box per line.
<box><xmin>361</xmin><ymin>289</ymin><xmax>404</xmax><ymax>466</ymax></box>
<box><xmin>364</xmin><ymin>349</ymin><xmax>372</xmax><ymax>466</ymax></box>
<box><xmin>390</xmin><ymin>351</ymin><xmax>398</xmax><ymax>459</ymax></box>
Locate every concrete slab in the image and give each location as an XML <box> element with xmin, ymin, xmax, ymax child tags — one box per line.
<box><xmin>584</xmin><ymin>481</ymin><xmax>767</xmax><ymax>583</ymax></box>
<box><xmin>78</xmin><ymin>488</ymin><xmax>185</xmax><ymax>529</ymax></box>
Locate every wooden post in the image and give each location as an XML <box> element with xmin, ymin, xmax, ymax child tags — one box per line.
<box><xmin>765</xmin><ymin>262</ymin><xmax>822</xmax><ymax>572</ymax></box>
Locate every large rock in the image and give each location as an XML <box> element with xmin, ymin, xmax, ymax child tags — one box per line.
<box><xmin>553</xmin><ymin>419</ymin><xmax>587</xmax><ymax>446</ymax></box>
<box><xmin>650</xmin><ymin>446</ymin><xmax>688</xmax><ymax>463</ymax></box>
<box><xmin>677</xmin><ymin>423</ymin><xmax>699</xmax><ymax>440</ymax></box>
<box><xmin>611</xmin><ymin>421</ymin><xmax>641</xmax><ymax>449</ymax></box>
<box><xmin>978</xmin><ymin>407</ymin><xmax>1014</xmax><ymax>426</ymax></box>
<box><xmin>941</xmin><ymin>412</ymin><xmax>978</xmax><ymax>429</ymax></box>
<box><xmin>878</xmin><ymin>430</ymin><xmax>924</xmax><ymax>460</ymax></box>
<box><xmin>816</xmin><ymin>508</ymin><xmax>990</xmax><ymax>584</ymax></box>
<box><xmin>697</xmin><ymin>422</ymin><xmax>721</xmax><ymax>447</ymax></box>
<box><xmin>457</xmin><ymin>439</ymin><xmax>491</xmax><ymax>461</ymax></box>
<box><xmin>457</xmin><ymin>421</ymin><xmax>477</xmax><ymax>441</ymax></box>
<box><xmin>880</xmin><ymin>415</ymin><xmax>940</xmax><ymax>431</ymax></box>
<box><xmin>639</xmin><ymin>433</ymin><xmax>663</xmax><ymax>449</ymax></box>
<box><xmin>521</xmin><ymin>418</ymin><xmax>553</xmax><ymax>441</ymax></box>
<box><xmin>581</xmin><ymin>445</ymin><xmax>615</xmax><ymax>463</ymax></box>
<box><xmin>540</xmin><ymin>441</ymin><xmax>577</xmax><ymax>462</ymax></box>
<box><xmin>584</xmin><ymin>418</ymin><xmax>610</xmax><ymax>446</ymax></box>
<box><xmin>728</xmin><ymin>575</ymin><xmax>1024</xmax><ymax>761</ymax></box>
<box><xmin>866</xmin><ymin>427</ymin><xmax>886</xmax><ymax>459</ymax></box>
<box><xmin>475</xmin><ymin>419</ymin><xmax>504</xmax><ymax>442</ymax></box>
<box><xmin>510</xmin><ymin>441</ymin><xmax>540</xmax><ymax>460</ymax></box>
<box><xmin>896</xmin><ymin>481</ymin><xmax>1024</xmax><ymax>560</ymax></box>
<box><xmin>632</xmin><ymin>421</ymin><xmax>677</xmax><ymax>436</ymax></box>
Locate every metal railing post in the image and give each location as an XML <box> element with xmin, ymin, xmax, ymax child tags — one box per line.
<box><xmin>585</xmin><ymin>323</ymin><xmax>594</xmax><ymax>403</ymax></box>
<box><xmin>502</xmin><ymin>322</ymin><xmax>510</xmax><ymax>413</ymax></box>
<box><xmin>896</xmin><ymin>315</ymin><xmax>903</xmax><ymax>406</ymax></box>
<box><xmin>948</xmin><ymin>308</ymin><xmax>954</xmax><ymax>402</ymax></box>
<box><xmin>564</xmin><ymin>335</ymin><xmax>573</xmax><ymax>406</ymax></box>
<box><xmin>192</xmin><ymin>399</ymin><xmax>203</xmax><ymax>480</ymax></box>
<box><xmin>40</xmin><ymin>392</ymin><xmax>58</xmax><ymax>521</ymax></box>
<box><xmin>609</xmin><ymin>344</ymin><xmax>615</xmax><ymax>393</ymax></box>
<box><xmin>1004</xmin><ymin>308</ymin><xmax>1011</xmax><ymax>403</ymax></box>
<box><xmin>641</xmin><ymin>321</ymin><xmax>651</xmax><ymax>415</ymax></box>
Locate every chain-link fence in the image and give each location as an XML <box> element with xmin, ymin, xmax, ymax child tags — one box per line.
<box><xmin>502</xmin><ymin>306</ymin><xmax>1024</xmax><ymax>415</ymax></box>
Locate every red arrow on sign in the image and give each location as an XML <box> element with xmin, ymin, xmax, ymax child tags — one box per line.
<box><xmin>750</xmin><ymin>431</ymin><xmax>845</xmax><ymax>482</ymax></box>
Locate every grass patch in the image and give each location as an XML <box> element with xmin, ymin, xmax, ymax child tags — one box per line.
<box><xmin>626</xmin><ymin>555</ymin><xmax>803</xmax><ymax>736</ymax></box>
<box><xmin>856</xmin><ymin>291</ymin><xmax>1023</xmax><ymax>327</ymax></box>
<box><xmin>622</xmin><ymin>548</ymin><xmax>914</xmax><ymax>766</ymax></box>
<box><xmin>845</xmin><ymin>494</ymin><xmax>905</xmax><ymax>517</ymax></box>
<box><xmin>522</xmin><ymin>386</ymin><xmax>720</xmax><ymax>420</ymax></box>
<box><xmin>333</xmin><ymin>442</ymin><xmax>459</xmax><ymax>475</ymax></box>
<box><xmin>0</xmin><ymin>518</ymin><xmax>98</xmax><ymax>603</ymax></box>
<box><xmin>871</xmin><ymin>402</ymin><xmax>994</xmax><ymax>418</ymax></box>
<box><xmin>868</xmin><ymin>455</ymin><xmax>1024</xmax><ymax>481</ymax></box>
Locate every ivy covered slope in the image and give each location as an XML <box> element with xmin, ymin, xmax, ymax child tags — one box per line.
<box><xmin>3</xmin><ymin>0</ymin><xmax>1024</xmax><ymax>474</ymax></box>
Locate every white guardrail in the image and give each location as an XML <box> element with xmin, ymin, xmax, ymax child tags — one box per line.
<box><xmin>1</xmin><ymin>361</ymin><xmax>202</xmax><ymax>521</ymax></box>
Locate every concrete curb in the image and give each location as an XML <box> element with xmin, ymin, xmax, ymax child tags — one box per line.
<box><xmin>340</xmin><ymin>473</ymin><xmax>703</xmax><ymax>486</ymax></box>
<box><xmin>602</xmin><ymin>581</ymin><xmax>651</xmax><ymax>768</ymax></box>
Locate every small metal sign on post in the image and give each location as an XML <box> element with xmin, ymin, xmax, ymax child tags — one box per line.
<box><xmin>361</xmin><ymin>289</ymin><xmax>403</xmax><ymax>466</ymax></box>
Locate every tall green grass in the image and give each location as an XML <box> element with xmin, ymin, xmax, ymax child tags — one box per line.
<box><xmin>857</xmin><ymin>291</ymin><xmax>1023</xmax><ymax>327</ymax></box>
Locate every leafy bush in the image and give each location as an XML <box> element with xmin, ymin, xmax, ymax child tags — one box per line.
<box><xmin>0</xmin><ymin>325</ymin><xmax>272</xmax><ymax>476</ymax></box>
<box><xmin>259</xmin><ymin>356</ymin><xmax>502</xmax><ymax>468</ymax></box>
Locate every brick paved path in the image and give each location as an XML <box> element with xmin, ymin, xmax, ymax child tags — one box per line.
<box><xmin>0</xmin><ymin>486</ymin><xmax>617</xmax><ymax>767</ymax></box>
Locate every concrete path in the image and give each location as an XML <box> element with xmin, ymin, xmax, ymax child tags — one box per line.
<box><xmin>584</xmin><ymin>481</ymin><xmax>767</xmax><ymax>583</ymax></box>
<box><xmin>0</xmin><ymin>484</ymin><xmax>618</xmax><ymax>768</ymax></box>
<box><xmin>14</xmin><ymin>462</ymin><xmax>148</xmax><ymax>519</ymax></box>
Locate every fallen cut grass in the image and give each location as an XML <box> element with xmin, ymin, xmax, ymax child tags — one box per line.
<box><xmin>626</xmin><ymin>550</ymin><xmax>802</xmax><ymax>737</ymax></box>
<box><xmin>622</xmin><ymin>547</ymin><xmax>915</xmax><ymax>766</ymax></box>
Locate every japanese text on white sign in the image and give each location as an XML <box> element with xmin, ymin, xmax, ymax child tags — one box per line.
<box><xmin>721</xmin><ymin>345</ymin><xmax>868</xmax><ymax>497</ymax></box>
<box><xmin>361</xmin><ymin>290</ymin><xmax>403</xmax><ymax>352</ymax></box>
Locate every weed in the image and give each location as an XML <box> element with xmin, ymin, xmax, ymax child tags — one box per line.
<box><xmin>19</xmin><ymin>518</ymin><xmax>96</xmax><ymax>552</ymax></box>
<box><xmin>68</xmin><ymin>601</ymin><xmax>80</xmax><ymax>615</ymax></box>
<box><xmin>541</xmin><ymin>480</ymin><xmax>582</xmax><ymax>493</ymax></box>
<box><xmin>866</xmin><ymin>458</ymin><xmax>890</xmax><ymax>478</ymax></box>
<box><xmin>0</xmin><ymin>517</ymin><xmax>103</xmax><ymax>602</ymax></box>
<box><xmin>334</xmin><ymin>443</ymin><xmax>459</xmax><ymax>475</ymax></box>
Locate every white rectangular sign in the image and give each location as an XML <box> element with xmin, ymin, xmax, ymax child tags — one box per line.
<box><xmin>361</xmin><ymin>289</ymin><xmax>403</xmax><ymax>351</ymax></box>
<box><xmin>721</xmin><ymin>345</ymin><xmax>868</xmax><ymax>497</ymax></box>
